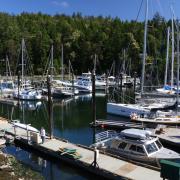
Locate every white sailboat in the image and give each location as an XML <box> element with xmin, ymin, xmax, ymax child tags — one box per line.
<box><xmin>156</xmin><ymin>16</ymin><xmax>176</xmax><ymax>95</ymax></box>
<box><xmin>42</xmin><ymin>45</ymin><xmax>79</xmax><ymax>98</ymax></box>
<box><xmin>107</xmin><ymin>0</ymin><xmax>153</xmax><ymax>117</ymax></box>
<box><xmin>107</xmin><ymin>1</ymin><xmax>177</xmax><ymax>117</ymax></box>
<box><xmin>0</xmin><ymin>55</ymin><xmax>15</xmax><ymax>95</ymax></box>
<box><xmin>13</xmin><ymin>39</ymin><xmax>42</xmax><ymax>100</ymax></box>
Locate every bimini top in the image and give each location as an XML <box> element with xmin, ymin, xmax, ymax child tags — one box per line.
<box><xmin>121</xmin><ymin>129</ymin><xmax>152</xmax><ymax>140</ymax></box>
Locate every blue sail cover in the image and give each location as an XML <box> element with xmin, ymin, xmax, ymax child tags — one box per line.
<box><xmin>163</xmin><ymin>85</ymin><xmax>172</xmax><ymax>90</ymax></box>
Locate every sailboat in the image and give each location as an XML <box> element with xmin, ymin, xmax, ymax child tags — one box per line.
<box><xmin>42</xmin><ymin>45</ymin><xmax>79</xmax><ymax>98</ymax></box>
<box><xmin>13</xmin><ymin>39</ymin><xmax>42</xmax><ymax>100</ymax></box>
<box><xmin>156</xmin><ymin>19</ymin><xmax>176</xmax><ymax>95</ymax></box>
<box><xmin>0</xmin><ymin>55</ymin><xmax>15</xmax><ymax>95</ymax></box>
<box><xmin>107</xmin><ymin>0</ymin><xmax>176</xmax><ymax>118</ymax></box>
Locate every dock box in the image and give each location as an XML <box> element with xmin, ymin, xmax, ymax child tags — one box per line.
<box><xmin>30</xmin><ymin>132</ymin><xmax>41</xmax><ymax>143</ymax></box>
<box><xmin>160</xmin><ymin>160</ymin><xmax>180</xmax><ymax>180</ymax></box>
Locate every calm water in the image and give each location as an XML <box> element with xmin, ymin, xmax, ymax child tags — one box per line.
<box><xmin>0</xmin><ymin>93</ymin><xmax>112</xmax><ymax>180</ymax></box>
<box><xmin>2</xmin><ymin>90</ymin><xmax>179</xmax><ymax>179</ymax></box>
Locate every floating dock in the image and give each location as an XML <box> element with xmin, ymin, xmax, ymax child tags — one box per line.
<box><xmin>91</xmin><ymin>119</ymin><xmax>145</xmax><ymax>130</ymax></box>
<box><xmin>0</xmin><ymin>118</ymin><xmax>162</xmax><ymax>180</ymax></box>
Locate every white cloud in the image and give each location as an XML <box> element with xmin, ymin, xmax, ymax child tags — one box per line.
<box><xmin>52</xmin><ymin>1</ymin><xmax>69</xmax><ymax>8</ymax></box>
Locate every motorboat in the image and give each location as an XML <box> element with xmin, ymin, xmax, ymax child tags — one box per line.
<box><xmin>53</xmin><ymin>86</ymin><xmax>79</xmax><ymax>98</ymax></box>
<box><xmin>13</xmin><ymin>89</ymin><xmax>42</xmax><ymax>100</ymax></box>
<box><xmin>107</xmin><ymin>98</ymin><xmax>176</xmax><ymax>118</ymax></box>
<box><xmin>42</xmin><ymin>85</ymin><xmax>79</xmax><ymax>98</ymax></box>
<box><xmin>130</xmin><ymin>111</ymin><xmax>180</xmax><ymax>125</ymax></box>
<box><xmin>0</xmin><ymin>80</ymin><xmax>16</xmax><ymax>94</ymax></box>
<box><xmin>107</xmin><ymin>103</ymin><xmax>151</xmax><ymax>117</ymax></box>
<box><xmin>91</xmin><ymin>129</ymin><xmax>180</xmax><ymax>166</ymax></box>
<box><xmin>74</xmin><ymin>77</ymin><xmax>92</xmax><ymax>94</ymax></box>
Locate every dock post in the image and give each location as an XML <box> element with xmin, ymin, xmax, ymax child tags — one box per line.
<box><xmin>133</xmin><ymin>72</ymin><xmax>137</xmax><ymax>104</ymax></box>
<box><xmin>92</xmin><ymin>55</ymin><xmax>96</xmax><ymax>127</ymax></box>
<box><xmin>47</xmin><ymin>75</ymin><xmax>53</xmax><ymax>139</ymax></box>
<box><xmin>91</xmin><ymin>54</ymin><xmax>99</xmax><ymax>168</ymax></box>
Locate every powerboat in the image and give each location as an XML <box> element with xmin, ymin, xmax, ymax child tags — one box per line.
<box><xmin>107</xmin><ymin>103</ymin><xmax>151</xmax><ymax>117</ymax></box>
<box><xmin>130</xmin><ymin>111</ymin><xmax>180</xmax><ymax>125</ymax></box>
<box><xmin>13</xmin><ymin>89</ymin><xmax>42</xmax><ymax>100</ymax></box>
<box><xmin>91</xmin><ymin>129</ymin><xmax>180</xmax><ymax>166</ymax></box>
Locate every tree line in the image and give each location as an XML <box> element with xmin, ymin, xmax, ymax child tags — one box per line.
<box><xmin>0</xmin><ymin>12</ymin><xmax>176</xmax><ymax>83</ymax></box>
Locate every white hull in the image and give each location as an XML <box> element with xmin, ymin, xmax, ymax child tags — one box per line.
<box><xmin>12</xmin><ymin>121</ymin><xmax>39</xmax><ymax>132</ymax></box>
<box><xmin>13</xmin><ymin>90</ymin><xmax>42</xmax><ymax>100</ymax></box>
<box><xmin>107</xmin><ymin>103</ymin><xmax>151</xmax><ymax>117</ymax></box>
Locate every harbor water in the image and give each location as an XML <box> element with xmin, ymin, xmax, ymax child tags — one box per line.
<box><xmin>0</xmin><ymin>94</ymin><xmax>109</xmax><ymax>180</ymax></box>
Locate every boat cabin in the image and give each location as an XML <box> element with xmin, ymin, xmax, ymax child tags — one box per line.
<box><xmin>110</xmin><ymin>129</ymin><xmax>163</xmax><ymax>157</ymax></box>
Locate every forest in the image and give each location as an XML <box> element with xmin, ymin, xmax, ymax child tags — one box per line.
<box><xmin>0</xmin><ymin>12</ymin><xmax>177</xmax><ymax>83</ymax></box>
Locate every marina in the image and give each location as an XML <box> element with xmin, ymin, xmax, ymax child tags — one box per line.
<box><xmin>0</xmin><ymin>93</ymin><xmax>180</xmax><ymax>179</ymax></box>
<box><xmin>0</xmin><ymin>118</ymin><xmax>162</xmax><ymax>180</ymax></box>
<box><xmin>0</xmin><ymin>0</ymin><xmax>180</xmax><ymax>179</ymax></box>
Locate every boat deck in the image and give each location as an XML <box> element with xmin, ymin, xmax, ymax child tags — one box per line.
<box><xmin>0</xmin><ymin>118</ymin><xmax>162</xmax><ymax>180</ymax></box>
<box><xmin>154</xmin><ymin>127</ymin><xmax>180</xmax><ymax>148</ymax></box>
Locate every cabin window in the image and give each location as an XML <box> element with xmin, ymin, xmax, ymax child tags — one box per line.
<box><xmin>145</xmin><ymin>142</ymin><xmax>158</xmax><ymax>154</ymax></box>
<box><xmin>129</xmin><ymin>145</ymin><xmax>136</xmax><ymax>151</ymax></box>
<box><xmin>155</xmin><ymin>140</ymin><xmax>163</xmax><ymax>149</ymax></box>
<box><xmin>136</xmin><ymin>146</ymin><xmax>145</xmax><ymax>154</ymax></box>
<box><xmin>118</xmin><ymin>142</ymin><xmax>127</xmax><ymax>150</ymax></box>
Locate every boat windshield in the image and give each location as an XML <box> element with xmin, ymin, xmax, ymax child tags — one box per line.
<box><xmin>145</xmin><ymin>142</ymin><xmax>158</xmax><ymax>154</ymax></box>
<box><xmin>155</xmin><ymin>140</ymin><xmax>163</xmax><ymax>149</ymax></box>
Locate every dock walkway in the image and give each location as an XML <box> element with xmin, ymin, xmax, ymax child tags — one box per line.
<box><xmin>0</xmin><ymin>119</ymin><xmax>161</xmax><ymax>180</ymax></box>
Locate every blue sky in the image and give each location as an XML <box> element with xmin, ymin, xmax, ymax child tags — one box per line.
<box><xmin>0</xmin><ymin>0</ymin><xmax>179</xmax><ymax>21</ymax></box>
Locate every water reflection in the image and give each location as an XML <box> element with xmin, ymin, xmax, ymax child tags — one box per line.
<box><xmin>0</xmin><ymin>94</ymin><xmax>107</xmax><ymax>179</ymax></box>
<box><xmin>4</xmin><ymin>145</ymin><xmax>94</xmax><ymax>180</ymax></box>
<box><xmin>0</xmin><ymin>94</ymin><xmax>106</xmax><ymax>146</ymax></box>
<box><xmin>20</xmin><ymin>101</ymin><xmax>42</xmax><ymax>111</ymax></box>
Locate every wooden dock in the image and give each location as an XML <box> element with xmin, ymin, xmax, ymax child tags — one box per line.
<box><xmin>91</xmin><ymin>119</ymin><xmax>145</xmax><ymax>130</ymax></box>
<box><xmin>0</xmin><ymin>119</ymin><xmax>162</xmax><ymax>180</ymax></box>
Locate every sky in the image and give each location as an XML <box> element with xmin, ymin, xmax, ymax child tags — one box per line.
<box><xmin>0</xmin><ymin>0</ymin><xmax>179</xmax><ymax>21</ymax></box>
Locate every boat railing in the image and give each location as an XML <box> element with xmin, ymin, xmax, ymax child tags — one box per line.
<box><xmin>95</xmin><ymin>130</ymin><xmax>118</xmax><ymax>142</ymax></box>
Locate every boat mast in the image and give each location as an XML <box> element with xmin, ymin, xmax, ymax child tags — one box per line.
<box><xmin>141</xmin><ymin>0</ymin><xmax>148</xmax><ymax>96</ymax></box>
<box><xmin>176</xmin><ymin>24</ymin><xmax>179</xmax><ymax>107</ymax></box>
<box><xmin>5</xmin><ymin>55</ymin><xmax>8</xmax><ymax>81</ymax></box>
<box><xmin>164</xmin><ymin>27</ymin><xmax>170</xmax><ymax>86</ymax></box>
<box><xmin>171</xmin><ymin>13</ymin><xmax>174</xmax><ymax>90</ymax></box>
<box><xmin>61</xmin><ymin>43</ymin><xmax>64</xmax><ymax>81</ymax></box>
<box><xmin>21</xmin><ymin>38</ymin><xmax>24</xmax><ymax>89</ymax></box>
<box><xmin>50</xmin><ymin>45</ymin><xmax>54</xmax><ymax>80</ymax></box>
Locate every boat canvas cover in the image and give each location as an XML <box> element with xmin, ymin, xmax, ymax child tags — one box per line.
<box><xmin>164</xmin><ymin>85</ymin><xmax>173</xmax><ymax>90</ymax></box>
<box><xmin>13</xmin><ymin>122</ymin><xmax>39</xmax><ymax>133</ymax></box>
<box><xmin>121</xmin><ymin>129</ymin><xmax>151</xmax><ymax>139</ymax></box>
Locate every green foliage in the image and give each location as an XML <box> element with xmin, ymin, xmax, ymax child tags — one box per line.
<box><xmin>0</xmin><ymin>12</ymin><xmax>170</xmax><ymax>78</ymax></box>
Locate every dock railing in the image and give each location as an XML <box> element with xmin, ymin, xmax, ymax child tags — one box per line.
<box><xmin>95</xmin><ymin>130</ymin><xmax>118</xmax><ymax>142</ymax></box>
